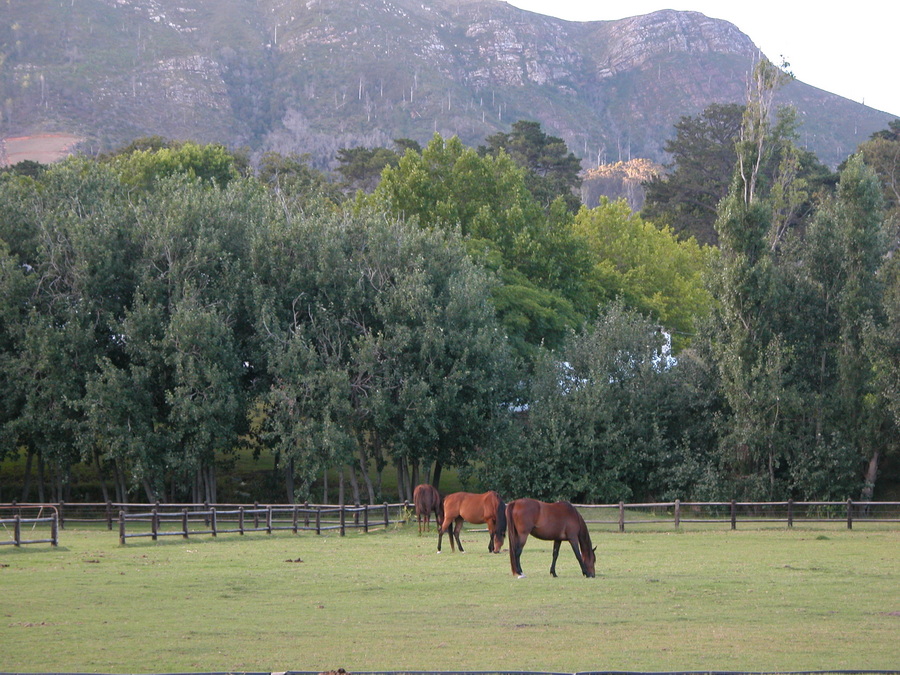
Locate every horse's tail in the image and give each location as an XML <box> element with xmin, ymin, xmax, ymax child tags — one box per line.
<box><xmin>495</xmin><ymin>493</ymin><xmax>507</xmax><ymax>540</ymax></box>
<box><xmin>505</xmin><ymin>499</ymin><xmax>517</xmax><ymax>547</ymax></box>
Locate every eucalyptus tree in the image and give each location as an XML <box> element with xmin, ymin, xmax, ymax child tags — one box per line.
<box><xmin>704</xmin><ymin>59</ymin><xmax>801</xmax><ymax>499</ymax></box>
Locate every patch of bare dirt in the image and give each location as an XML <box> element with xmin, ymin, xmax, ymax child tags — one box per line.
<box><xmin>1</xmin><ymin>133</ymin><xmax>84</xmax><ymax>166</ymax></box>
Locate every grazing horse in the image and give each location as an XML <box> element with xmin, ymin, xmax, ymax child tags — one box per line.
<box><xmin>437</xmin><ymin>491</ymin><xmax>507</xmax><ymax>553</ymax></box>
<box><xmin>413</xmin><ymin>483</ymin><xmax>443</xmax><ymax>535</ymax></box>
<box><xmin>506</xmin><ymin>498</ymin><xmax>596</xmax><ymax>578</ymax></box>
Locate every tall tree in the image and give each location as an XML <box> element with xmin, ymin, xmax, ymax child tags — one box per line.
<box><xmin>373</xmin><ymin>133</ymin><xmax>592</xmax><ymax>359</ymax></box>
<box><xmin>642</xmin><ymin>103</ymin><xmax>744</xmax><ymax>245</ymax></box>
<box><xmin>481</xmin><ymin>120</ymin><xmax>583</xmax><ymax>212</ymax></box>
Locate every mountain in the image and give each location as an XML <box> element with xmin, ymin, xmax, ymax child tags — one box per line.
<box><xmin>0</xmin><ymin>0</ymin><xmax>894</xmax><ymax>169</ymax></box>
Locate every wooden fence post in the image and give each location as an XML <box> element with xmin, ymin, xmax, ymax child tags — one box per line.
<box><xmin>58</xmin><ymin>502</ymin><xmax>64</xmax><ymax>530</ymax></box>
<box><xmin>674</xmin><ymin>499</ymin><xmax>681</xmax><ymax>529</ymax></box>
<box><xmin>292</xmin><ymin>504</ymin><xmax>299</xmax><ymax>534</ymax></box>
<box><xmin>731</xmin><ymin>500</ymin><xmax>737</xmax><ymax>530</ymax></box>
<box><xmin>51</xmin><ymin>512</ymin><xmax>58</xmax><ymax>546</ymax></box>
<box><xmin>253</xmin><ymin>502</ymin><xmax>260</xmax><ymax>529</ymax></box>
<box><xmin>363</xmin><ymin>504</ymin><xmax>369</xmax><ymax>533</ymax></box>
<box><xmin>315</xmin><ymin>507</ymin><xmax>321</xmax><ymax>535</ymax></box>
<box><xmin>119</xmin><ymin>510</ymin><xmax>126</xmax><ymax>545</ymax></box>
<box><xmin>13</xmin><ymin>514</ymin><xmax>20</xmax><ymax>546</ymax></box>
<box><xmin>211</xmin><ymin>507</ymin><xmax>217</xmax><ymax>537</ymax></box>
<box><xmin>182</xmin><ymin>508</ymin><xmax>189</xmax><ymax>539</ymax></box>
<box><xmin>383</xmin><ymin>502</ymin><xmax>389</xmax><ymax>529</ymax></box>
<box><xmin>304</xmin><ymin>502</ymin><xmax>310</xmax><ymax>528</ymax></box>
<box><xmin>152</xmin><ymin>507</ymin><xmax>159</xmax><ymax>541</ymax></box>
<box><xmin>266</xmin><ymin>506</ymin><xmax>273</xmax><ymax>535</ymax></box>
<box><xmin>618</xmin><ymin>502</ymin><xmax>625</xmax><ymax>533</ymax></box>
<box><xmin>238</xmin><ymin>506</ymin><xmax>245</xmax><ymax>535</ymax></box>
<box><xmin>788</xmin><ymin>499</ymin><xmax>794</xmax><ymax>528</ymax></box>
<box><xmin>340</xmin><ymin>504</ymin><xmax>346</xmax><ymax>536</ymax></box>
<box><xmin>847</xmin><ymin>499</ymin><xmax>853</xmax><ymax>530</ymax></box>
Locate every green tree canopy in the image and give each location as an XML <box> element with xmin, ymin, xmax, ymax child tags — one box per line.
<box><xmin>481</xmin><ymin>120</ymin><xmax>583</xmax><ymax>212</ymax></box>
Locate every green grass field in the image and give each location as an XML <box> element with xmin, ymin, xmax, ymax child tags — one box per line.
<box><xmin>1</xmin><ymin>521</ymin><xmax>898</xmax><ymax>674</ymax></box>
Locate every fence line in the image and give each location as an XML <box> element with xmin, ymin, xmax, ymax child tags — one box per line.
<box><xmin>116</xmin><ymin>502</ymin><xmax>405</xmax><ymax>544</ymax></box>
<box><xmin>0</xmin><ymin>504</ymin><xmax>58</xmax><ymax>547</ymax></box>
<box><xmin>579</xmin><ymin>499</ymin><xmax>900</xmax><ymax>532</ymax></box>
<box><xmin>2</xmin><ymin>500</ymin><xmax>899</xmax><ymax>546</ymax></box>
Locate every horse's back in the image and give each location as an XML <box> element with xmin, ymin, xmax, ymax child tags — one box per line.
<box><xmin>414</xmin><ymin>483</ymin><xmax>440</xmax><ymax>512</ymax></box>
<box><xmin>445</xmin><ymin>491</ymin><xmax>499</xmax><ymax>523</ymax></box>
<box><xmin>511</xmin><ymin>498</ymin><xmax>583</xmax><ymax>540</ymax></box>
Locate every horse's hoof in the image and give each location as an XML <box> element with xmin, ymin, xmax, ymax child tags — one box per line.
<box><xmin>517</xmin><ymin>574</ymin><xmax>526</xmax><ymax>579</ymax></box>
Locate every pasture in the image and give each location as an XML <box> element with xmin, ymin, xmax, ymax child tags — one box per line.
<box><xmin>1</xmin><ymin>520</ymin><xmax>898</xmax><ymax>674</ymax></box>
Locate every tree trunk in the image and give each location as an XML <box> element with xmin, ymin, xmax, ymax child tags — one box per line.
<box><xmin>93</xmin><ymin>449</ymin><xmax>110</xmax><ymax>503</ymax></box>
<box><xmin>37</xmin><ymin>452</ymin><xmax>46</xmax><ymax>502</ymax></box>
<box><xmin>358</xmin><ymin>453</ymin><xmax>375</xmax><ymax>504</ymax></box>
<box><xmin>432</xmin><ymin>459</ymin><xmax>443</xmax><ymax>491</ymax></box>
<box><xmin>285</xmin><ymin>457</ymin><xmax>295</xmax><ymax>504</ymax></box>
<box><xmin>21</xmin><ymin>448</ymin><xmax>34</xmax><ymax>501</ymax></box>
<box><xmin>347</xmin><ymin>464</ymin><xmax>361</xmax><ymax>505</ymax></box>
<box><xmin>860</xmin><ymin>450</ymin><xmax>880</xmax><ymax>501</ymax></box>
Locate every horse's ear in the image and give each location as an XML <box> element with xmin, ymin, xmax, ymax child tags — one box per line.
<box><xmin>592</xmin><ymin>546</ymin><xmax>597</xmax><ymax>553</ymax></box>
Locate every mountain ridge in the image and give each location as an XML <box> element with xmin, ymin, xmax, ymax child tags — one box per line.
<box><xmin>0</xmin><ymin>0</ymin><xmax>893</xmax><ymax>169</ymax></box>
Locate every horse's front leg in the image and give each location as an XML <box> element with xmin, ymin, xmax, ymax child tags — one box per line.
<box><xmin>569</xmin><ymin>538</ymin><xmax>587</xmax><ymax>576</ymax></box>
<box><xmin>550</xmin><ymin>540</ymin><xmax>562</xmax><ymax>577</ymax></box>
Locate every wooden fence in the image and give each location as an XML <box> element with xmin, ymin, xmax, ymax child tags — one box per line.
<box><xmin>2</xmin><ymin>499</ymin><xmax>899</xmax><ymax>546</ymax></box>
<box><xmin>117</xmin><ymin>502</ymin><xmax>405</xmax><ymax>544</ymax></box>
<box><xmin>0</xmin><ymin>505</ymin><xmax>58</xmax><ymax>547</ymax></box>
<box><xmin>580</xmin><ymin>499</ymin><xmax>900</xmax><ymax>532</ymax></box>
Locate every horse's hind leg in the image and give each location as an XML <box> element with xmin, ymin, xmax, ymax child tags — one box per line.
<box><xmin>450</xmin><ymin>517</ymin><xmax>465</xmax><ymax>552</ymax></box>
<box><xmin>550</xmin><ymin>540</ymin><xmax>562</xmax><ymax>577</ymax></box>
<box><xmin>511</xmin><ymin>533</ymin><xmax>528</xmax><ymax>577</ymax></box>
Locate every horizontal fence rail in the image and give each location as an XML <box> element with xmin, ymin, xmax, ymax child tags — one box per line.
<box><xmin>578</xmin><ymin>499</ymin><xmax>900</xmax><ymax>532</ymax></box>
<box><xmin>0</xmin><ymin>504</ymin><xmax>58</xmax><ymax>547</ymax></box>
<box><xmin>115</xmin><ymin>502</ymin><xmax>407</xmax><ymax>544</ymax></box>
<box><xmin>1</xmin><ymin>500</ymin><xmax>899</xmax><ymax>546</ymax></box>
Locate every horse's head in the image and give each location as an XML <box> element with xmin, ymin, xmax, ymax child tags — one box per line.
<box><xmin>583</xmin><ymin>545</ymin><xmax>597</xmax><ymax>578</ymax></box>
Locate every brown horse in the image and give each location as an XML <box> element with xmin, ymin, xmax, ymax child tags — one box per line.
<box><xmin>437</xmin><ymin>490</ymin><xmax>506</xmax><ymax>553</ymax></box>
<box><xmin>506</xmin><ymin>498</ymin><xmax>596</xmax><ymax>578</ymax></box>
<box><xmin>412</xmin><ymin>483</ymin><xmax>443</xmax><ymax>534</ymax></box>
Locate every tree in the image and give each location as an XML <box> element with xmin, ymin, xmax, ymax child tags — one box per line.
<box><xmin>857</xmin><ymin>119</ymin><xmax>900</xmax><ymax>212</ymax></box>
<box><xmin>253</xmin><ymin>206</ymin><xmax>518</xmax><ymax>502</ymax></box>
<box><xmin>373</xmin><ymin>133</ymin><xmax>593</xmax><ymax>359</ymax></box>
<box><xmin>572</xmin><ymin>198</ymin><xmax>713</xmax><ymax>347</ymax></box>
<box><xmin>642</xmin><ymin>101</ymin><xmax>835</xmax><ymax>246</ymax></box>
<box><xmin>481</xmin><ymin>120</ymin><xmax>582</xmax><ymax>212</ymax></box>
<box><xmin>704</xmin><ymin>60</ymin><xmax>800</xmax><ymax>500</ymax></box>
<box><xmin>641</xmin><ymin>103</ymin><xmax>745</xmax><ymax>245</ymax></box>
<box><xmin>482</xmin><ymin>302</ymin><xmax>718</xmax><ymax>503</ymax></box>
<box><xmin>335</xmin><ymin>139</ymin><xmax>419</xmax><ymax>193</ymax></box>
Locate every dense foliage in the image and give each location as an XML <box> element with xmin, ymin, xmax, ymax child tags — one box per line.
<box><xmin>1</xmin><ymin>109</ymin><xmax>898</xmax><ymax>505</ymax></box>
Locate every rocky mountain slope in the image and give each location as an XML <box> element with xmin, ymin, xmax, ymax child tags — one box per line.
<box><xmin>0</xmin><ymin>0</ymin><xmax>894</xmax><ymax>168</ymax></box>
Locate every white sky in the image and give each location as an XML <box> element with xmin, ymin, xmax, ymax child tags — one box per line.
<box><xmin>506</xmin><ymin>1</ymin><xmax>899</xmax><ymax>118</ymax></box>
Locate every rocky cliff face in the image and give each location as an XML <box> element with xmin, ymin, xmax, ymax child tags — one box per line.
<box><xmin>1</xmin><ymin>0</ymin><xmax>892</xmax><ymax>168</ymax></box>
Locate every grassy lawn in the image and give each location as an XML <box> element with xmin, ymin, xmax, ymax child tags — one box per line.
<box><xmin>1</xmin><ymin>521</ymin><xmax>898</xmax><ymax>673</ymax></box>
